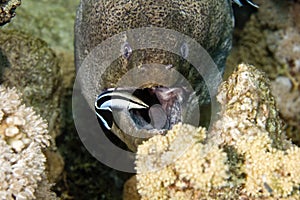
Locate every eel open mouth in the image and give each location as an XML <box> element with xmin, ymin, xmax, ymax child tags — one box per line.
<box><xmin>129</xmin><ymin>86</ymin><xmax>186</xmax><ymax>131</ymax></box>
<box><xmin>95</xmin><ymin>78</ymin><xmax>200</xmax><ymax>151</ymax></box>
<box><xmin>95</xmin><ymin>62</ymin><xmax>201</xmax><ymax>140</ymax></box>
<box><xmin>95</xmin><ymin>84</ymin><xmax>195</xmax><ymax>134</ymax></box>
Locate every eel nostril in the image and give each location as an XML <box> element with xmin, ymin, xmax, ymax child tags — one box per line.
<box><xmin>180</xmin><ymin>42</ymin><xmax>189</xmax><ymax>59</ymax></box>
<box><xmin>121</xmin><ymin>42</ymin><xmax>132</xmax><ymax>59</ymax></box>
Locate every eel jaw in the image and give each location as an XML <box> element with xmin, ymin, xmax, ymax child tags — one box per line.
<box><xmin>96</xmin><ymin>86</ymin><xmax>193</xmax><ymax>151</ymax></box>
<box><xmin>128</xmin><ymin>86</ymin><xmax>187</xmax><ymax>131</ymax></box>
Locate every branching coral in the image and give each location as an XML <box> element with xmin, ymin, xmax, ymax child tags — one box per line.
<box><xmin>0</xmin><ymin>0</ymin><xmax>21</xmax><ymax>26</ymax></box>
<box><xmin>0</xmin><ymin>85</ymin><xmax>57</xmax><ymax>200</ymax></box>
<box><xmin>133</xmin><ymin>64</ymin><xmax>300</xmax><ymax>200</ymax></box>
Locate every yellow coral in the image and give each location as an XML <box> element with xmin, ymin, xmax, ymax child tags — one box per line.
<box><xmin>136</xmin><ymin>123</ymin><xmax>229</xmax><ymax>199</ymax></box>
<box><xmin>235</xmin><ymin>130</ymin><xmax>300</xmax><ymax>198</ymax></box>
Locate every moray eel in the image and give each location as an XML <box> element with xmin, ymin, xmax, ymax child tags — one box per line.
<box><xmin>75</xmin><ymin>0</ymin><xmax>234</xmax><ymax>151</ymax></box>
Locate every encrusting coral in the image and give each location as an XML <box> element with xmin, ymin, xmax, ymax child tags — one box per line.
<box><xmin>135</xmin><ymin>124</ymin><xmax>228</xmax><ymax>199</ymax></box>
<box><xmin>212</xmin><ymin>64</ymin><xmax>299</xmax><ymax>198</ymax></box>
<box><xmin>212</xmin><ymin>63</ymin><xmax>288</xmax><ymax>150</ymax></box>
<box><xmin>227</xmin><ymin>0</ymin><xmax>300</xmax><ymax>146</ymax></box>
<box><xmin>0</xmin><ymin>85</ymin><xmax>57</xmax><ymax>200</ymax></box>
<box><xmin>132</xmin><ymin>64</ymin><xmax>300</xmax><ymax>200</ymax></box>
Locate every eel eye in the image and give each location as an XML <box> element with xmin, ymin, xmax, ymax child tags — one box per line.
<box><xmin>180</xmin><ymin>42</ymin><xmax>189</xmax><ymax>59</ymax></box>
<box><xmin>121</xmin><ymin>42</ymin><xmax>132</xmax><ymax>59</ymax></box>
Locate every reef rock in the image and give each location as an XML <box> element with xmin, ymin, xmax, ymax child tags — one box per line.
<box><xmin>227</xmin><ymin>0</ymin><xmax>300</xmax><ymax>145</ymax></box>
<box><xmin>271</xmin><ymin>76</ymin><xmax>300</xmax><ymax>145</ymax></box>
<box><xmin>0</xmin><ymin>0</ymin><xmax>21</xmax><ymax>26</ymax></box>
<box><xmin>3</xmin><ymin>0</ymin><xmax>79</xmax><ymax>53</ymax></box>
<box><xmin>0</xmin><ymin>30</ymin><xmax>63</xmax><ymax>141</ymax></box>
<box><xmin>211</xmin><ymin>64</ymin><xmax>299</xmax><ymax>198</ymax></box>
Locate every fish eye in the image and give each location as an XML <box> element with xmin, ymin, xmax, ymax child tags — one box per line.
<box><xmin>180</xmin><ymin>42</ymin><xmax>189</xmax><ymax>59</ymax></box>
<box><xmin>121</xmin><ymin>42</ymin><xmax>132</xmax><ymax>59</ymax></box>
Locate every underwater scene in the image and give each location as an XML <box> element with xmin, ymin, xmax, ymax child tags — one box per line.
<box><xmin>0</xmin><ymin>0</ymin><xmax>300</xmax><ymax>199</ymax></box>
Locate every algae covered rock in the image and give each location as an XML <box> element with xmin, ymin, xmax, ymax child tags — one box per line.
<box><xmin>211</xmin><ymin>64</ymin><xmax>299</xmax><ymax>198</ymax></box>
<box><xmin>213</xmin><ymin>63</ymin><xmax>288</xmax><ymax>149</ymax></box>
<box><xmin>0</xmin><ymin>29</ymin><xmax>63</xmax><ymax>140</ymax></box>
<box><xmin>2</xmin><ymin>0</ymin><xmax>79</xmax><ymax>53</ymax></box>
<box><xmin>0</xmin><ymin>0</ymin><xmax>21</xmax><ymax>26</ymax></box>
<box><xmin>2</xmin><ymin>0</ymin><xmax>80</xmax><ymax>89</ymax></box>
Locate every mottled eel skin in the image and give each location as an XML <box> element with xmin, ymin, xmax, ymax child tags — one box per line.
<box><xmin>75</xmin><ymin>0</ymin><xmax>233</xmax><ymax>69</ymax></box>
<box><xmin>75</xmin><ymin>0</ymin><xmax>234</xmax><ymax>151</ymax></box>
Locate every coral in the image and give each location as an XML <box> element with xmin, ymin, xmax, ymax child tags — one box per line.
<box><xmin>227</xmin><ymin>0</ymin><xmax>300</xmax><ymax>145</ymax></box>
<box><xmin>0</xmin><ymin>85</ymin><xmax>57</xmax><ymax>200</ymax></box>
<box><xmin>271</xmin><ymin>28</ymin><xmax>300</xmax><ymax>90</ymax></box>
<box><xmin>227</xmin><ymin>0</ymin><xmax>299</xmax><ymax>77</ymax></box>
<box><xmin>0</xmin><ymin>0</ymin><xmax>21</xmax><ymax>26</ymax></box>
<box><xmin>234</xmin><ymin>131</ymin><xmax>300</xmax><ymax>198</ymax></box>
<box><xmin>0</xmin><ymin>86</ymin><xmax>50</xmax><ymax>152</ymax></box>
<box><xmin>134</xmin><ymin>64</ymin><xmax>300</xmax><ymax>199</ymax></box>
<box><xmin>135</xmin><ymin>123</ymin><xmax>229</xmax><ymax>199</ymax></box>
<box><xmin>212</xmin><ymin>64</ymin><xmax>288</xmax><ymax>149</ymax></box>
<box><xmin>0</xmin><ymin>29</ymin><xmax>63</xmax><ymax>141</ymax></box>
<box><xmin>211</xmin><ymin>64</ymin><xmax>299</xmax><ymax>198</ymax></box>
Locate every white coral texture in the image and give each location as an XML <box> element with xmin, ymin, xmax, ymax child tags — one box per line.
<box><xmin>0</xmin><ymin>86</ymin><xmax>53</xmax><ymax>200</ymax></box>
